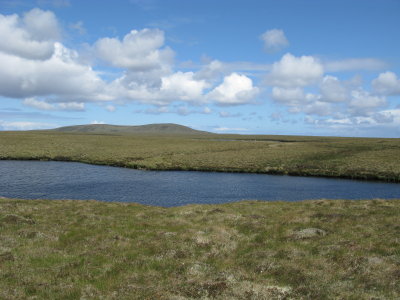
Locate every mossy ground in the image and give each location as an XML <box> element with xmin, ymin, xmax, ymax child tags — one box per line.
<box><xmin>1</xmin><ymin>198</ymin><xmax>399</xmax><ymax>299</ymax></box>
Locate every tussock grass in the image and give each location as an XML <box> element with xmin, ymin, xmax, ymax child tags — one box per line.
<box><xmin>0</xmin><ymin>198</ymin><xmax>399</xmax><ymax>299</ymax></box>
<box><xmin>1</xmin><ymin>131</ymin><xmax>400</xmax><ymax>181</ymax></box>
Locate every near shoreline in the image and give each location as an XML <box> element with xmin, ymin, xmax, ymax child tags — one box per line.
<box><xmin>1</xmin><ymin>197</ymin><xmax>399</xmax><ymax>299</ymax></box>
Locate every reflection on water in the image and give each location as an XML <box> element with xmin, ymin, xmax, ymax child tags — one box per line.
<box><xmin>0</xmin><ymin>160</ymin><xmax>399</xmax><ymax>207</ymax></box>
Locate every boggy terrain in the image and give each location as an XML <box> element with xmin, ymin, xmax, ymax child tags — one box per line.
<box><xmin>1</xmin><ymin>126</ymin><xmax>399</xmax><ymax>298</ymax></box>
<box><xmin>0</xmin><ymin>127</ymin><xmax>399</xmax><ymax>182</ymax></box>
<box><xmin>0</xmin><ymin>198</ymin><xmax>399</xmax><ymax>299</ymax></box>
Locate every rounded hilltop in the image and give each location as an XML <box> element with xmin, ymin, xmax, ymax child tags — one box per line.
<box><xmin>53</xmin><ymin>123</ymin><xmax>211</xmax><ymax>135</ymax></box>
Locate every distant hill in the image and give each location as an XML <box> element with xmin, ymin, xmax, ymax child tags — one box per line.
<box><xmin>52</xmin><ymin>123</ymin><xmax>211</xmax><ymax>135</ymax></box>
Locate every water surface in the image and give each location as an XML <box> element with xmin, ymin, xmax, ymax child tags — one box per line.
<box><xmin>0</xmin><ymin>160</ymin><xmax>399</xmax><ymax>207</ymax></box>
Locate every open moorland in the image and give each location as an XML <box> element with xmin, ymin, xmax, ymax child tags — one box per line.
<box><xmin>0</xmin><ymin>124</ymin><xmax>399</xmax><ymax>182</ymax></box>
<box><xmin>1</xmin><ymin>125</ymin><xmax>399</xmax><ymax>298</ymax></box>
<box><xmin>1</xmin><ymin>197</ymin><xmax>399</xmax><ymax>299</ymax></box>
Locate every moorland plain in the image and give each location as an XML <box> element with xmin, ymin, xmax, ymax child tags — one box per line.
<box><xmin>0</xmin><ymin>128</ymin><xmax>399</xmax><ymax>182</ymax></box>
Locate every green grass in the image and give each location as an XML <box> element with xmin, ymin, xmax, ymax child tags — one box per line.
<box><xmin>0</xmin><ymin>130</ymin><xmax>400</xmax><ymax>181</ymax></box>
<box><xmin>1</xmin><ymin>198</ymin><xmax>399</xmax><ymax>299</ymax></box>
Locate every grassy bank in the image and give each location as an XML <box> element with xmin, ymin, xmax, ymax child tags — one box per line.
<box><xmin>1</xmin><ymin>131</ymin><xmax>400</xmax><ymax>182</ymax></box>
<box><xmin>0</xmin><ymin>198</ymin><xmax>399</xmax><ymax>299</ymax></box>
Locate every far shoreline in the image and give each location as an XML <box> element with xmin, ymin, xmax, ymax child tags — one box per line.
<box><xmin>1</xmin><ymin>130</ymin><xmax>399</xmax><ymax>183</ymax></box>
<box><xmin>1</xmin><ymin>156</ymin><xmax>399</xmax><ymax>183</ymax></box>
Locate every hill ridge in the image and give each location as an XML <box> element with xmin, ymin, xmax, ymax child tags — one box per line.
<box><xmin>53</xmin><ymin>123</ymin><xmax>210</xmax><ymax>135</ymax></box>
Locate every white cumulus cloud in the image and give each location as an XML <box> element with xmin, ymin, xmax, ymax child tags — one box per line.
<box><xmin>300</xmin><ymin>101</ymin><xmax>333</xmax><ymax>116</ymax></box>
<box><xmin>265</xmin><ymin>53</ymin><xmax>323</xmax><ymax>88</ymax></box>
<box><xmin>208</xmin><ymin>73</ymin><xmax>259</xmax><ymax>105</ymax></box>
<box><xmin>94</xmin><ymin>28</ymin><xmax>174</xmax><ymax>71</ymax></box>
<box><xmin>376</xmin><ymin>109</ymin><xmax>400</xmax><ymax>124</ymax></box>
<box><xmin>349</xmin><ymin>90</ymin><xmax>387</xmax><ymax>116</ymax></box>
<box><xmin>319</xmin><ymin>76</ymin><xmax>348</xmax><ymax>102</ymax></box>
<box><xmin>23</xmin><ymin>97</ymin><xmax>55</xmax><ymax>110</ymax></box>
<box><xmin>372</xmin><ymin>71</ymin><xmax>400</xmax><ymax>95</ymax></box>
<box><xmin>271</xmin><ymin>87</ymin><xmax>305</xmax><ymax>105</ymax></box>
<box><xmin>194</xmin><ymin>60</ymin><xmax>225</xmax><ymax>83</ymax></box>
<box><xmin>0</xmin><ymin>8</ymin><xmax>60</xmax><ymax>60</ymax></box>
<box><xmin>272</xmin><ymin>87</ymin><xmax>333</xmax><ymax>116</ymax></box>
<box><xmin>160</xmin><ymin>71</ymin><xmax>208</xmax><ymax>101</ymax></box>
<box><xmin>0</xmin><ymin>42</ymin><xmax>106</xmax><ymax>100</ymax></box>
<box><xmin>23</xmin><ymin>8</ymin><xmax>60</xmax><ymax>41</ymax></box>
<box><xmin>260</xmin><ymin>29</ymin><xmax>289</xmax><ymax>53</ymax></box>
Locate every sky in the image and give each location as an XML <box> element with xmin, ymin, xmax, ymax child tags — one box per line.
<box><xmin>0</xmin><ymin>0</ymin><xmax>399</xmax><ymax>137</ymax></box>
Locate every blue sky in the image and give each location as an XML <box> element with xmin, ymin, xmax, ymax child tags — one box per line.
<box><xmin>0</xmin><ymin>0</ymin><xmax>399</xmax><ymax>137</ymax></box>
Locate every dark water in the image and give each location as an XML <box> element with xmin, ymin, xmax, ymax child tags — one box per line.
<box><xmin>0</xmin><ymin>161</ymin><xmax>399</xmax><ymax>207</ymax></box>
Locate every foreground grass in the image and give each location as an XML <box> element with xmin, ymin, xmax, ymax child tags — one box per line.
<box><xmin>1</xmin><ymin>198</ymin><xmax>399</xmax><ymax>299</ymax></box>
<box><xmin>1</xmin><ymin>131</ymin><xmax>400</xmax><ymax>182</ymax></box>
